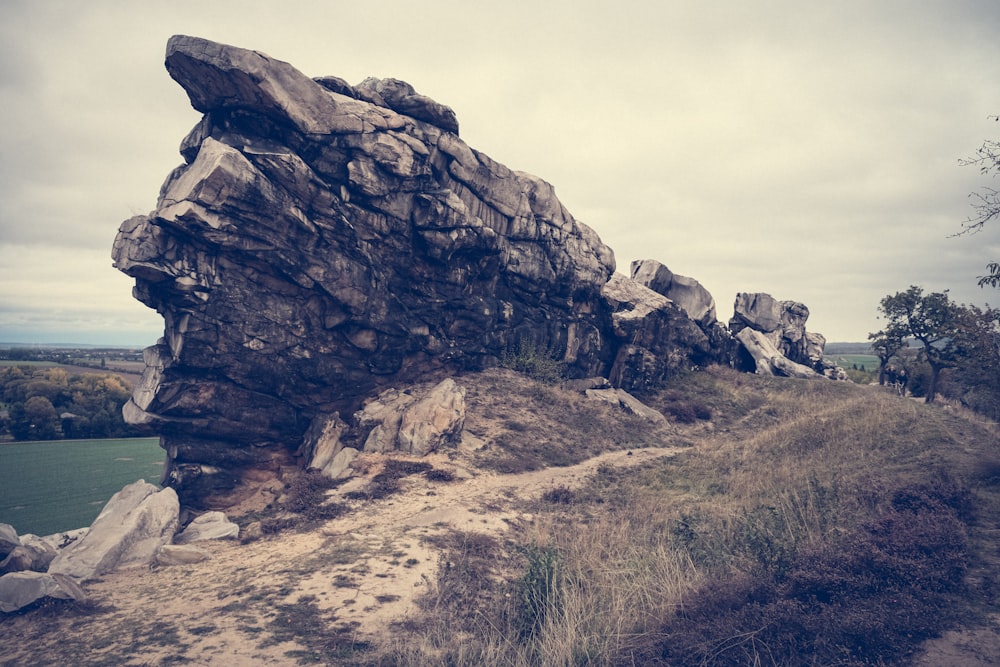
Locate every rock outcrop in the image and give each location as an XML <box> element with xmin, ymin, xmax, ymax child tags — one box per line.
<box><xmin>112</xmin><ymin>35</ymin><xmax>625</xmax><ymax>508</ymax></box>
<box><xmin>729</xmin><ymin>292</ymin><xmax>829</xmax><ymax>376</ymax></box>
<box><xmin>48</xmin><ymin>480</ymin><xmax>179</xmax><ymax>582</ymax></box>
<box><xmin>631</xmin><ymin>259</ymin><xmax>717</xmax><ymax>327</ymax></box>
<box><xmin>112</xmin><ymin>36</ymin><xmax>727</xmax><ymax>509</ymax></box>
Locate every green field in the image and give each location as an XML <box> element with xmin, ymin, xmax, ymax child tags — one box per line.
<box><xmin>826</xmin><ymin>353</ymin><xmax>879</xmax><ymax>370</ymax></box>
<box><xmin>0</xmin><ymin>437</ymin><xmax>163</xmax><ymax>536</ymax></box>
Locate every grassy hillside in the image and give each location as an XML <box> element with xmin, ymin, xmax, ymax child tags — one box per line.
<box><xmin>1</xmin><ymin>368</ymin><xmax>997</xmax><ymax>666</ymax></box>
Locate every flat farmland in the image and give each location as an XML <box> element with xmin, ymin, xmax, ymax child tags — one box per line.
<box><xmin>0</xmin><ymin>437</ymin><xmax>163</xmax><ymax>536</ymax></box>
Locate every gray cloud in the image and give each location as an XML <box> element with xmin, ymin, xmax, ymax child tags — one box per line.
<box><xmin>2</xmin><ymin>0</ymin><xmax>1000</xmax><ymax>346</ymax></box>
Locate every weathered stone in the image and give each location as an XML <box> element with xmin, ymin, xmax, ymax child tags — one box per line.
<box><xmin>0</xmin><ymin>524</ymin><xmax>18</xmax><ymax>559</ymax></box>
<box><xmin>302</xmin><ymin>413</ymin><xmax>348</xmax><ymax>473</ymax></box>
<box><xmin>397</xmin><ymin>379</ymin><xmax>466</xmax><ymax>455</ymax></box>
<box><xmin>321</xmin><ymin>447</ymin><xmax>359</xmax><ymax>480</ymax></box>
<box><xmin>631</xmin><ymin>259</ymin><xmax>717</xmax><ymax>327</ymax></box>
<box><xmin>356</xmin><ymin>389</ymin><xmax>418</xmax><ymax>453</ymax></box>
<box><xmin>110</xmin><ymin>36</ymin><xmax>737</xmax><ymax>509</ymax></box>
<box><xmin>602</xmin><ymin>274</ymin><xmax>719</xmax><ymax>392</ymax></box>
<box><xmin>585</xmin><ymin>388</ymin><xmax>668</xmax><ymax>424</ymax></box>
<box><xmin>730</xmin><ymin>292</ymin><xmax>827</xmax><ymax>373</ymax></box>
<box><xmin>736</xmin><ymin>328</ymin><xmax>819</xmax><ymax>379</ymax></box>
<box><xmin>155</xmin><ymin>544</ymin><xmax>211</xmax><ymax>566</ymax></box>
<box><xmin>0</xmin><ymin>572</ymin><xmax>87</xmax><ymax>613</ymax></box>
<box><xmin>174</xmin><ymin>511</ymin><xmax>239</xmax><ymax>543</ymax></box>
<box><xmin>0</xmin><ymin>536</ymin><xmax>56</xmax><ymax>574</ymax></box>
<box><xmin>48</xmin><ymin>480</ymin><xmax>179</xmax><ymax>581</ymax></box>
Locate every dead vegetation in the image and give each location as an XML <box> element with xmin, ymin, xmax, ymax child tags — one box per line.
<box><xmin>2</xmin><ymin>366</ymin><xmax>999</xmax><ymax>666</ymax></box>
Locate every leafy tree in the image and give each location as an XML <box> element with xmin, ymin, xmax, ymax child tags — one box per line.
<box><xmin>960</xmin><ymin>117</ymin><xmax>1000</xmax><ymax>287</ymax></box>
<box><xmin>873</xmin><ymin>286</ymin><xmax>967</xmax><ymax>404</ymax></box>
<box><xmin>868</xmin><ymin>328</ymin><xmax>908</xmax><ymax>386</ymax></box>
<box><xmin>951</xmin><ymin>304</ymin><xmax>1000</xmax><ymax>419</ymax></box>
<box><xmin>9</xmin><ymin>395</ymin><xmax>61</xmax><ymax>440</ymax></box>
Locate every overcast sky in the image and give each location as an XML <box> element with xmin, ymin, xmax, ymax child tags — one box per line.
<box><xmin>2</xmin><ymin>1</ymin><xmax>1000</xmax><ymax>346</ymax></box>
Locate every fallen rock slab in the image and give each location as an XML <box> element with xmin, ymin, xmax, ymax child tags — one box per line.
<box><xmin>0</xmin><ymin>523</ymin><xmax>19</xmax><ymax>559</ymax></box>
<box><xmin>585</xmin><ymin>388</ymin><xmax>668</xmax><ymax>424</ymax></box>
<box><xmin>0</xmin><ymin>571</ymin><xmax>87</xmax><ymax>613</ymax></box>
<box><xmin>48</xmin><ymin>480</ymin><xmax>179</xmax><ymax>582</ymax></box>
<box><xmin>174</xmin><ymin>511</ymin><xmax>239</xmax><ymax>544</ymax></box>
<box><xmin>155</xmin><ymin>544</ymin><xmax>211</xmax><ymax>567</ymax></box>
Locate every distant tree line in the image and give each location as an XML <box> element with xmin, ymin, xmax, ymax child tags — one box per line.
<box><xmin>0</xmin><ymin>366</ymin><xmax>147</xmax><ymax>441</ymax></box>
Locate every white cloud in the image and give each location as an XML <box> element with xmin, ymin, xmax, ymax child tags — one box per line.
<box><xmin>2</xmin><ymin>0</ymin><xmax>1000</xmax><ymax>344</ymax></box>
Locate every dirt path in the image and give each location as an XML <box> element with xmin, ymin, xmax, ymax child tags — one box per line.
<box><xmin>0</xmin><ymin>445</ymin><xmax>683</xmax><ymax>666</ymax></box>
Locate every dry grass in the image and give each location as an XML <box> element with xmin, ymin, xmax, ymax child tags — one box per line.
<box><xmin>367</xmin><ymin>367</ymin><xmax>1000</xmax><ymax>666</ymax></box>
<box><xmin>3</xmin><ymin>366</ymin><xmax>998</xmax><ymax>666</ymax></box>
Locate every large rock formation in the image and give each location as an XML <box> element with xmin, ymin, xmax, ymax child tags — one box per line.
<box><xmin>116</xmin><ymin>37</ymin><xmax>823</xmax><ymax>509</ymax></box>
<box><xmin>729</xmin><ymin>292</ymin><xmax>829</xmax><ymax>376</ymax></box>
<box><xmin>113</xmin><ymin>36</ymin><xmax>626</xmax><ymax>507</ymax></box>
<box><xmin>113</xmin><ymin>36</ymin><xmax>730</xmax><ymax>509</ymax></box>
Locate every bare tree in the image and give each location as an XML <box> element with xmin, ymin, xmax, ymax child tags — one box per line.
<box><xmin>959</xmin><ymin>116</ymin><xmax>1000</xmax><ymax>287</ymax></box>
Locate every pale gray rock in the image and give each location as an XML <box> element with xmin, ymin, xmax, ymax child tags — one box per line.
<box><xmin>730</xmin><ymin>292</ymin><xmax>828</xmax><ymax>374</ymax></box>
<box><xmin>631</xmin><ymin>259</ymin><xmax>717</xmax><ymax>327</ymax></box>
<box><xmin>0</xmin><ymin>572</ymin><xmax>87</xmax><ymax>613</ymax></box>
<box><xmin>602</xmin><ymin>274</ymin><xmax>716</xmax><ymax>392</ymax></box>
<box><xmin>736</xmin><ymin>328</ymin><xmax>819</xmax><ymax>379</ymax></box>
<box><xmin>155</xmin><ymin>544</ymin><xmax>211</xmax><ymax>566</ymax></box>
<box><xmin>731</xmin><ymin>292</ymin><xmax>784</xmax><ymax>334</ymax></box>
<box><xmin>40</xmin><ymin>528</ymin><xmax>88</xmax><ymax>551</ymax></box>
<box><xmin>356</xmin><ymin>389</ymin><xmax>418</xmax><ymax>453</ymax></box>
<box><xmin>303</xmin><ymin>414</ymin><xmax>348</xmax><ymax>473</ymax></box>
<box><xmin>0</xmin><ymin>523</ymin><xmax>18</xmax><ymax>559</ymax></box>
<box><xmin>48</xmin><ymin>480</ymin><xmax>179</xmax><ymax>581</ymax></box>
<box><xmin>174</xmin><ymin>511</ymin><xmax>239</xmax><ymax>544</ymax></box>
<box><xmin>397</xmin><ymin>379</ymin><xmax>466</xmax><ymax>455</ymax></box>
<box><xmin>585</xmin><ymin>388</ymin><xmax>668</xmax><ymax>424</ymax></box>
<box><xmin>0</xmin><ymin>536</ymin><xmax>56</xmax><ymax>574</ymax></box>
<box><xmin>355</xmin><ymin>379</ymin><xmax>466</xmax><ymax>456</ymax></box>
<box><xmin>320</xmin><ymin>447</ymin><xmax>359</xmax><ymax>480</ymax></box>
<box><xmin>111</xmin><ymin>36</ymin><xmax>727</xmax><ymax>509</ymax></box>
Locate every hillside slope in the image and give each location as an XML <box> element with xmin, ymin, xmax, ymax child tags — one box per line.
<box><xmin>1</xmin><ymin>367</ymin><xmax>998</xmax><ymax>666</ymax></box>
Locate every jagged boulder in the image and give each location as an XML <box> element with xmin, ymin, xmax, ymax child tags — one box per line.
<box><xmin>729</xmin><ymin>292</ymin><xmax>827</xmax><ymax>373</ymax></box>
<box><xmin>48</xmin><ymin>480</ymin><xmax>179</xmax><ymax>582</ymax></box>
<box><xmin>584</xmin><ymin>388</ymin><xmax>668</xmax><ymax>424</ymax></box>
<box><xmin>736</xmin><ymin>328</ymin><xmax>819</xmax><ymax>378</ymax></box>
<box><xmin>0</xmin><ymin>572</ymin><xmax>87</xmax><ymax>613</ymax></box>
<box><xmin>602</xmin><ymin>274</ymin><xmax>720</xmax><ymax>392</ymax></box>
<box><xmin>174</xmin><ymin>511</ymin><xmax>239</xmax><ymax>543</ymax></box>
<box><xmin>631</xmin><ymin>259</ymin><xmax>717</xmax><ymax>327</ymax></box>
<box><xmin>111</xmin><ymin>36</ymin><xmax>740</xmax><ymax>509</ymax></box>
<box><xmin>0</xmin><ymin>535</ymin><xmax>57</xmax><ymax>574</ymax></box>
<box><xmin>112</xmin><ymin>35</ymin><xmax>618</xmax><ymax>508</ymax></box>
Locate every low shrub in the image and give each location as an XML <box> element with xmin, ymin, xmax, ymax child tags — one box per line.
<box><xmin>541</xmin><ymin>485</ymin><xmax>575</xmax><ymax>504</ymax></box>
<box><xmin>646</xmin><ymin>482</ymin><xmax>971</xmax><ymax>666</ymax></box>
<box><xmin>665</xmin><ymin>399</ymin><xmax>713</xmax><ymax>424</ymax></box>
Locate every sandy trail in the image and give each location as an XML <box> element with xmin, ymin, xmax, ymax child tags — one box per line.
<box><xmin>0</xmin><ymin>445</ymin><xmax>682</xmax><ymax>666</ymax></box>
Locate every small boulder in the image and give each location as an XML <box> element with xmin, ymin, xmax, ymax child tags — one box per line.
<box><xmin>155</xmin><ymin>544</ymin><xmax>211</xmax><ymax>567</ymax></box>
<box><xmin>585</xmin><ymin>388</ymin><xmax>668</xmax><ymax>424</ymax></box>
<box><xmin>0</xmin><ymin>523</ymin><xmax>19</xmax><ymax>559</ymax></box>
<box><xmin>174</xmin><ymin>511</ymin><xmax>239</xmax><ymax>544</ymax></box>
<box><xmin>397</xmin><ymin>379</ymin><xmax>466</xmax><ymax>455</ymax></box>
<box><xmin>0</xmin><ymin>571</ymin><xmax>87</xmax><ymax>613</ymax></box>
<box><xmin>0</xmin><ymin>535</ymin><xmax>57</xmax><ymax>574</ymax></box>
<box><xmin>48</xmin><ymin>480</ymin><xmax>179</xmax><ymax>581</ymax></box>
<box><xmin>736</xmin><ymin>328</ymin><xmax>818</xmax><ymax>378</ymax></box>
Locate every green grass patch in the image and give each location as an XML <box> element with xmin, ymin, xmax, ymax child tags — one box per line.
<box><xmin>0</xmin><ymin>437</ymin><xmax>163</xmax><ymax>535</ymax></box>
